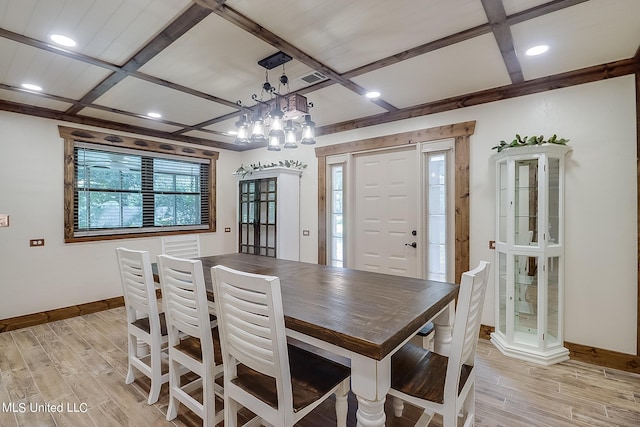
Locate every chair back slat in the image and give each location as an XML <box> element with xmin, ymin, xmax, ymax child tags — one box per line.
<box><xmin>444</xmin><ymin>261</ymin><xmax>490</xmax><ymax>400</ymax></box>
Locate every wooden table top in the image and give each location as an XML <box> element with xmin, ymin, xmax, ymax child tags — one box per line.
<box><xmin>159</xmin><ymin>253</ymin><xmax>459</xmax><ymax>361</ymax></box>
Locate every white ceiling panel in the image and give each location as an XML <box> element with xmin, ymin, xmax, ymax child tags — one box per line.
<box><xmin>301</xmin><ymin>85</ymin><xmax>387</xmax><ymax>127</ymax></box>
<box><xmin>92</xmin><ymin>76</ymin><xmax>236</xmax><ymax>126</ymax></box>
<box><xmin>78</xmin><ymin>107</ymin><xmax>182</xmax><ymax>133</ymax></box>
<box><xmin>227</xmin><ymin>0</ymin><xmax>489</xmax><ymax>73</ymax></box>
<box><xmin>352</xmin><ymin>34</ymin><xmax>512</xmax><ymax>108</ymax></box>
<box><xmin>0</xmin><ymin>0</ymin><xmax>192</xmax><ymax>65</ymax></box>
<box><xmin>0</xmin><ymin>38</ymin><xmax>112</xmax><ymax>99</ymax></box>
<box><xmin>0</xmin><ymin>87</ymin><xmax>72</xmax><ymax>111</ymax></box>
<box><xmin>140</xmin><ymin>13</ymin><xmax>314</xmax><ymax>106</ymax></box>
<box><xmin>513</xmin><ymin>0</ymin><xmax>640</xmax><ymax>80</ymax></box>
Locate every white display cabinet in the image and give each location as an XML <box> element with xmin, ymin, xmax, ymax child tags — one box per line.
<box><xmin>491</xmin><ymin>144</ymin><xmax>571</xmax><ymax>365</ymax></box>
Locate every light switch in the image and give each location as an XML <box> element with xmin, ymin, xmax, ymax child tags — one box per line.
<box><xmin>0</xmin><ymin>214</ymin><xmax>8</xmax><ymax>227</ymax></box>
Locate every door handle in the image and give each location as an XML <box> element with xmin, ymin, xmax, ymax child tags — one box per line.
<box><xmin>405</xmin><ymin>242</ymin><xmax>417</xmax><ymax>248</ymax></box>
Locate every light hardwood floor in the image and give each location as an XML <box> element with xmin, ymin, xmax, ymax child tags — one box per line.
<box><xmin>0</xmin><ymin>307</ymin><xmax>639</xmax><ymax>427</ymax></box>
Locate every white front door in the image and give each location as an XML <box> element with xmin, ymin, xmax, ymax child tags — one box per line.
<box><xmin>352</xmin><ymin>146</ymin><xmax>419</xmax><ymax>277</ymax></box>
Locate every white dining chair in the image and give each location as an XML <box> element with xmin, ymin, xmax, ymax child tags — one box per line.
<box><xmin>211</xmin><ymin>265</ymin><xmax>351</xmax><ymax>427</ymax></box>
<box><xmin>157</xmin><ymin>254</ymin><xmax>223</xmax><ymax>427</ymax></box>
<box><xmin>389</xmin><ymin>261</ymin><xmax>491</xmax><ymax>427</ymax></box>
<box><xmin>115</xmin><ymin>247</ymin><xmax>169</xmax><ymax>404</ymax></box>
<box><xmin>161</xmin><ymin>234</ymin><xmax>201</xmax><ymax>258</ymax></box>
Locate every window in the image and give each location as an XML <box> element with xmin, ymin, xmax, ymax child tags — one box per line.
<box><xmin>61</xmin><ymin>126</ymin><xmax>217</xmax><ymax>242</ymax></box>
<box><xmin>329</xmin><ymin>164</ymin><xmax>344</xmax><ymax>267</ymax></box>
<box><xmin>426</xmin><ymin>151</ymin><xmax>448</xmax><ymax>281</ymax></box>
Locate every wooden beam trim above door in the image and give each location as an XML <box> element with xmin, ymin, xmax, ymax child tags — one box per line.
<box><xmin>314</xmin><ymin>121</ymin><xmax>476</xmax><ymax>158</ymax></box>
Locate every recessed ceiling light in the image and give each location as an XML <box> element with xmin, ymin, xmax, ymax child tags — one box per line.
<box><xmin>146</xmin><ymin>112</ymin><xmax>162</xmax><ymax>119</ymax></box>
<box><xmin>365</xmin><ymin>91</ymin><xmax>381</xmax><ymax>99</ymax></box>
<box><xmin>49</xmin><ymin>34</ymin><xmax>77</xmax><ymax>47</ymax></box>
<box><xmin>226</xmin><ymin>130</ymin><xmax>238</xmax><ymax>136</ymax></box>
<box><xmin>21</xmin><ymin>83</ymin><xmax>43</xmax><ymax>91</ymax></box>
<box><xmin>525</xmin><ymin>45</ymin><xmax>549</xmax><ymax>56</ymax></box>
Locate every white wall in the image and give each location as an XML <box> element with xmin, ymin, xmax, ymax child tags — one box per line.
<box><xmin>0</xmin><ymin>113</ymin><xmax>241</xmax><ymax>319</ymax></box>
<box><xmin>0</xmin><ymin>75</ymin><xmax>637</xmax><ymax>354</ymax></box>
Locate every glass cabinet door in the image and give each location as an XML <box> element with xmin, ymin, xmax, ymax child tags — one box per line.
<box><xmin>514</xmin><ymin>254</ymin><xmax>538</xmax><ymax>343</ymax></box>
<box><xmin>514</xmin><ymin>159</ymin><xmax>538</xmax><ymax>246</ymax></box>
<box><xmin>546</xmin><ymin>256</ymin><xmax>561</xmax><ymax>347</ymax></box>
<box><xmin>498</xmin><ymin>251</ymin><xmax>507</xmax><ymax>335</ymax></box>
<box><xmin>498</xmin><ymin>161</ymin><xmax>508</xmax><ymax>244</ymax></box>
<box><xmin>547</xmin><ymin>158</ymin><xmax>560</xmax><ymax>245</ymax></box>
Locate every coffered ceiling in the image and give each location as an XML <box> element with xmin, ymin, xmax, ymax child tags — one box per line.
<box><xmin>0</xmin><ymin>0</ymin><xmax>638</xmax><ymax>151</ymax></box>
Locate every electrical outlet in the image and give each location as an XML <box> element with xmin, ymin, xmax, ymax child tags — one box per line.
<box><xmin>30</xmin><ymin>239</ymin><xmax>45</xmax><ymax>247</ymax></box>
<box><xmin>0</xmin><ymin>214</ymin><xmax>8</xmax><ymax>227</ymax></box>
<box><xmin>225</xmin><ymin>227</ymin><xmax>231</xmax><ymax>232</ymax></box>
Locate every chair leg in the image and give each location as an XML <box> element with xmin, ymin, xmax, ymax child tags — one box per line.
<box><xmin>125</xmin><ymin>334</ymin><xmax>136</xmax><ymax>384</ymax></box>
<box><xmin>392</xmin><ymin>396</ymin><xmax>404</xmax><ymax>417</ymax></box>
<box><xmin>442</xmin><ymin>407</ymin><xmax>458</xmax><ymax>427</ymax></box>
<box><xmin>203</xmin><ymin>375</ymin><xmax>216</xmax><ymax>427</ymax></box>
<box><xmin>148</xmin><ymin>341</ymin><xmax>162</xmax><ymax>404</ymax></box>
<box><xmin>461</xmin><ymin>383</ymin><xmax>476</xmax><ymax>427</ymax></box>
<box><xmin>166</xmin><ymin>359</ymin><xmax>180</xmax><ymax>421</ymax></box>
<box><xmin>334</xmin><ymin>380</ymin><xmax>349</xmax><ymax>427</ymax></box>
<box><xmin>224</xmin><ymin>395</ymin><xmax>238</xmax><ymax>427</ymax></box>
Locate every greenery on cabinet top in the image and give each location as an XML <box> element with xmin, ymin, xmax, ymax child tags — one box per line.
<box><xmin>492</xmin><ymin>134</ymin><xmax>569</xmax><ymax>153</ymax></box>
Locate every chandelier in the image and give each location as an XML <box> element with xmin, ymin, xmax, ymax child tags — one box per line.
<box><xmin>235</xmin><ymin>52</ymin><xmax>316</xmax><ymax>151</ymax></box>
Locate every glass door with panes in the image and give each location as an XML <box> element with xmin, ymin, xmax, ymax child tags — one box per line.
<box><xmin>238</xmin><ymin>178</ymin><xmax>277</xmax><ymax>257</ymax></box>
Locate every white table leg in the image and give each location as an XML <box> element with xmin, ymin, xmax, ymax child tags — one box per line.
<box><xmin>351</xmin><ymin>354</ymin><xmax>390</xmax><ymax>427</ymax></box>
<box><xmin>432</xmin><ymin>300</ymin><xmax>455</xmax><ymax>356</ymax></box>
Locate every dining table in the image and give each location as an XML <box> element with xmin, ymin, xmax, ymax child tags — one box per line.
<box><xmin>155</xmin><ymin>252</ymin><xmax>459</xmax><ymax>427</ymax></box>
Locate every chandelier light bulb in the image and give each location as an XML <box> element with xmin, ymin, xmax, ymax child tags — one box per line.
<box><xmin>234</xmin><ymin>115</ymin><xmax>250</xmax><ymax>144</ymax></box>
<box><xmin>300</xmin><ymin>115</ymin><xmax>316</xmax><ymax>145</ymax></box>
<box><xmin>250</xmin><ymin>116</ymin><xmax>267</xmax><ymax>144</ymax></box>
<box><xmin>283</xmin><ymin>120</ymin><xmax>298</xmax><ymax>149</ymax></box>
<box><xmin>267</xmin><ymin>135</ymin><xmax>281</xmax><ymax>151</ymax></box>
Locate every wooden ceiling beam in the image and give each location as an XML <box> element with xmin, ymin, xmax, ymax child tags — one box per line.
<box><xmin>481</xmin><ymin>0</ymin><xmax>524</xmax><ymax>84</ymax></box>
<box><xmin>201</xmin><ymin>2</ymin><xmax>399</xmax><ymax>112</ymax></box>
<box><xmin>304</xmin><ymin>0</ymin><xmax>586</xmax><ymax>89</ymax></box>
<box><xmin>316</xmin><ymin>57</ymin><xmax>639</xmax><ymax>136</ymax></box>
<box><xmin>0</xmin><ymin>27</ymin><xmax>242</xmax><ymax>112</ymax></box>
<box><xmin>65</xmin><ymin>4</ymin><xmax>214</xmax><ymax>115</ymax></box>
<box><xmin>0</xmin><ymin>99</ymin><xmax>233</xmax><ymax>150</ymax></box>
<box><xmin>506</xmin><ymin>0</ymin><xmax>589</xmax><ymax>25</ymax></box>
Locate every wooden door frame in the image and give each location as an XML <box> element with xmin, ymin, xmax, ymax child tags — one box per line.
<box><xmin>315</xmin><ymin>121</ymin><xmax>476</xmax><ymax>284</ymax></box>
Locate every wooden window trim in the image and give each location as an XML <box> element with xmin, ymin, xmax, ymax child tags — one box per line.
<box><xmin>315</xmin><ymin>121</ymin><xmax>475</xmax><ymax>283</ymax></box>
<box><xmin>59</xmin><ymin>126</ymin><xmax>218</xmax><ymax>243</ymax></box>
